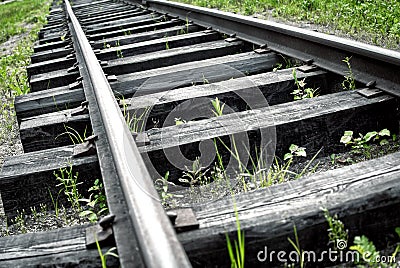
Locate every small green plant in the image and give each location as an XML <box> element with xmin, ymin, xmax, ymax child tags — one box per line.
<box><xmin>272</xmin><ymin>63</ymin><xmax>283</xmax><ymax>72</ymax></box>
<box><xmin>210</xmin><ymin>98</ymin><xmax>245</xmax><ymax>184</ymax></box>
<box><xmin>120</xmin><ymin>98</ymin><xmax>150</xmax><ymax>133</ymax></box>
<box><xmin>291</xmin><ymin>69</ymin><xmax>319</xmax><ymax>100</ymax></box>
<box><xmin>174</xmin><ymin>117</ymin><xmax>187</xmax><ymax>125</ymax></box>
<box><xmin>202</xmin><ymin>73</ymin><xmax>209</xmax><ymax>84</ymax></box>
<box><xmin>185</xmin><ymin>16</ymin><xmax>190</xmax><ymax>34</ymax></box>
<box><xmin>330</xmin><ymin>153</ymin><xmax>336</xmax><ymax>165</ymax></box>
<box><xmin>225</xmin><ymin>197</ymin><xmax>245</xmax><ymax>268</ymax></box>
<box><xmin>30</xmin><ymin>206</ymin><xmax>39</xmax><ymax>220</ymax></box>
<box><xmin>283</xmin><ymin>144</ymin><xmax>307</xmax><ymax>160</ymax></box>
<box><xmin>40</xmin><ymin>203</ymin><xmax>47</xmax><ymax>215</ymax></box>
<box><xmin>179</xmin><ymin>157</ymin><xmax>209</xmax><ymax>186</ymax></box>
<box><xmin>209</xmin><ymin>164</ymin><xmax>227</xmax><ymax>183</ymax></box>
<box><xmin>115</xmin><ymin>40</ymin><xmax>123</xmax><ymax>58</ymax></box>
<box><xmin>48</xmin><ymin>188</ymin><xmax>62</xmax><ymax>217</ymax></box>
<box><xmin>211</xmin><ymin>97</ymin><xmax>225</xmax><ymax>117</ymax></box>
<box><xmin>79</xmin><ymin>179</ymin><xmax>108</xmax><ymax>223</ymax></box>
<box><xmin>155</xmin><ymin>172</ymin><xmax>174</xmax><ymax>206</ymax></box>
<box><xmin>340</xmin><ymin>128</ymin><xmax>391</xmax><ymax>158</ymax></box>
<box><xmin>12</xmin><ymin>210</ymin><xmax>27</xmax><ymax>234</ymax></box>
<box><xmin>103</xmin><ymin>42</ymin><xmax>111</xmax><ymax>49</ymax></box>
<box><xmin>350</xmin><ymin>235</ymin><xmax>380</xmax><ymax>267</ymax></box>
<box><xmin>349</xmin><ymin>228</ymin><xmax>400</xmax><ymax>267</ymax></box>
<box><xmin>209</xmin><ymin>98</ymin><xmax>319</xmax><ymax>192</ymax></box>
<box><xmin>392</xmin><ymin>227</ymin><xmax>400</xmax><ymax>264</ymax></box>
<box><xmin>287</xmin><ymin>225</ymin><xmax>305</xmax><ymax>268</ymax></box>
<box><xmin>179</xmin><ymin>19</ymin><xmax>190</xmax><ymax>35</ymax></box>
<box><xmin>116</xmin><ymin>50</ymin><xmax>123</xmax><ymax>59</ymax></box>
<box><xmin>54</xmin><ymin>165</ymin><xmax>82</xmax><ymax>212</ymax></box>
<box><xmin>342</xmin><ymin>56</ymin><xmax>356</xmax><ymax>90</ymax></box>
<box><xmin>165</xmin><ymin>36</ymin><xmax>169</xmax><ymax>50</ymax></box>
<box><xmin>241</xmin><ymin>144</ymin><xmax>320</xmax><ymax>189</ymax></box>
<box><xmin>95</xmin><ymin>235</ymin><xmax>119</xmax><ymax>268</ymax></box>
<box><xmin>322</xmin><ymin>208</ymin><xmax>348</xmax><ymax>250</ymax></box>
<box><xmin>279</xmin><ymin>55</ymin><xmax>300</xmax><ymax>69</ymax></box>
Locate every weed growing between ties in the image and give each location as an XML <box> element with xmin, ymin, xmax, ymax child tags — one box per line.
<box><xmin>324</xmin><ymin>209</ymin><xmax>400</xmax><ymax>268</ymax></box>
<box><xmin>287</xmin><ymin>225</ymin><xmax>305</xmax><ymax>268</ymax></box>
<box><xmin>95</xmin><ymin>235</ymin><xmax>119</xmax><ymax>268</ymax></box>
<box><xmin>288</xmin><ymin>127</ymin><xmax>400</xmax><ymax>176</ymax></box>
<box><xmin>0</xmin><ymin>202</ymin><xmax>85</xmax><ymax>237</ymax></box>
<box><xmin>155</xmin><ymin>94</ymin><xmax>400</xmax><ymax>209</ymax></box>
<box><xmin>79</xmin><ymin>179</ymin><xmax>108</xmax><ymax>222</ymax></box>
<box><xmin>225</xmin><ymin>196</ymin><xmax>245</xmax><ymax>268</ymax></box>
<box><xmin>56</xmin><ymin>125</ymin><xmax>90</xmax><ymax>144</ymax></box>
<box><xmin>322</xmin><ymin>208</ymin><xmax>348</xmax><ymax>251</ymax></box>
<box><xmin>291</xmin><ymin>69</ymin><xmax>319</xmax><ymax>100</ymax></box>
<box><xmin>341</xmin><ymin>57</ymin><xmax>356</xmax><ymax>91</ymax></box>
<box><xmin>155</xmin><ymin>97</ymin><xmax>322</xmax><ymax>208</ymax></box>
<box><xmin>272</xmin><ymin>55</ymin><xmax>302</xmax><ymax>72</ymax></box>
<box><xmin>118</xmin><ymin>95</ymin><xmax>151</xmax><ymax>133</ymax></box>
<box><xmin>279</xmin><ymin>210</ymin><xmax>400</xmax><ymax>267</ymax></box>
<box><xmin>53</xmin><ymin>165</ymin><xmax>109</xmax><ymax>223</ymax></box>
<box><xmin>350</xmin><ymin>228</ymin><xmax>400</xmax><ymax>268</ymax></box>
<box><xmin>0</xmin><ymin>166</ymin><xmax>108</xmax><ymax>236</ymax></box>
<box><xmin>155</xmin><ymin>172</ymin><xmax>175</xmax><ymax>207</ymax></box>
<box><xmin>339</xmin><ymin>128</ymin><xmax>397</xmax><ymax>163</ymax></box>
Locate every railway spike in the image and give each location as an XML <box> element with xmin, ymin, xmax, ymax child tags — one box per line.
<box><xmin>72</xmin><ymin>134</ymin><xmax>98</xmax><ymax>158</ymax></box>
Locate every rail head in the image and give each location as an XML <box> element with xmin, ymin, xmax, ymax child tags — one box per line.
<box><xmin>64</xmin><ymin>0</ymin><xmax>191</xmax><ymax>267</ymax></box>
<box><xmin>133</xmin><ymin>0</ymin><xmax>400</xmax><ymax>96</ymax></box>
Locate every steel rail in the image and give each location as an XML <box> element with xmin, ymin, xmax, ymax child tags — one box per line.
<box><xmin>64</xmin><ymin>1</ymin><xmax>192</xmax><ymax>267</ymax></box>
<box><xmin>132</xmin><ymin>0</ymin><xmax>400</xmax><ymax>97</ymax></box>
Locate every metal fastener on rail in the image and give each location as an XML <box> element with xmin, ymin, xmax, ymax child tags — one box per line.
<box><xmin>69</xmin><ymin>100</ymin><xmax>89</xmax><ymax>116</ymax></box>
<box><xmin>106</xmin><ymin>74</ymin><xmax>118</xmax><ymax>82</ymax></box>
<box><xmin>254</xmin><ymin>44</ymin><xmax>270</xmax><ymax>54</ymax></box>
<box><xmin>66</xmin><ymin>52</ymin><xmax>75</xmax><ymax>59</ymax></box>
<box><xmin>225</xmin><ymin>33</ymin><xmax>237</xmax><ymax>42</ymax></box>
<box><xmin>72</xmin><ymin>134</ymin><xmax>97</xmax><ymax>158</ymax></box>
<box><xmin>358</xmin><ymin>80</ymin><xmax>382</xmax><ymax>98</ymax></box>
<box><xmin>99</xmin><ymin>60</ymin><xmax>108</xmax><ymax>67</ymax></box>
<box><xmin>67</xmin><ymin>61</ymin><xmax>79</xmax><ymax>73</ymax></box>
<box><xmin>366</xmin><ymin>80</ymin><xmax>377</xmax><ymax>88</ymax></box>
<box><xmin>68</xmin><ymin>80</ymin><xmax>82</xmax><ymax>90</ymax></box>
<box><xmin>132</xmin><ymin>132</ymin><xmax>150</xmax><ymax>146</ymax></box>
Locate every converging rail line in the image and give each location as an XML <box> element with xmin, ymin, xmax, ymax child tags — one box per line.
<box><xmin>1</xmin><ymin>0</ymin><xmax>400</xmax><ymax>267</ymax></box>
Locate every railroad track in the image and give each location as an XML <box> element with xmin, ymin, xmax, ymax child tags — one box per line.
<box><xmin>1</xmin><ymin>0</ymin><xmax>400</xmax><ymax>267</ymax></box>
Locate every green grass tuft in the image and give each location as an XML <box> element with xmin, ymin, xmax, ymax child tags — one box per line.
<box><xmin>0</xmin><ymin>0</ymin><xmax>51</xmax><ymax>142</ymax></box>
